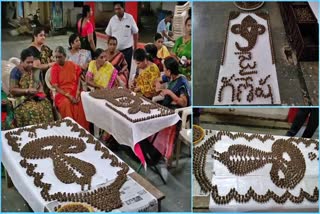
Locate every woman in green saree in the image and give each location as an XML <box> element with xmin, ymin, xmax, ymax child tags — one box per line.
<box><xmin>172</xmin><ymin>17</ymin><xmax>191</xmax><ymax>80</ymax></box>
<box><xmin>9</xmin><ymin>49</ymin><xmax>54</xmax><ymax>127</ymax></box>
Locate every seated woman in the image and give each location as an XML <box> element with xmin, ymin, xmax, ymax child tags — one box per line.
<box><xmin>131</xmin><ymin>48</ymin><xmax>160</xmax><ymax>99</ymax></box>
<box><xmin>148</xmin><ymin>57</ymin><xmax>191</xmax><ymax>166</ymax></box>
<box><xmin>9</xmin><ymin>49</ymin><xmax>54</xmax><ymax>127</ymax></box>
<box><xmin>171</xmin><ymin>17</ymin><xmax>192</xmax><ymax>80</ymax></box>
<box><xmin>51</xmin><ymin>46</ymin><xmax>89</xmax><ymax>130</ymax></box>
<box><xmin>86</xmin><ymin>49</ymin><xmax>119</xmax><ymax>89</ymax></box>
<box><xmin>105</xmin><ymin>36</ymin><xmax>129</xmax><ymax>88</ymax></box>
<box><xmin>144</xmin><ymin>43</ymin><xmax>163</xmax><ymax>72</ymax></box>
<box><xmin>154</xmin><ymin>33</ymin><xmax>170</xmax><ymax>60</ymax></box>
<box><xmin>156</xmin><ymin>57</ymin><xmax>191</xmax><ymax>108</ymax></box>
<box><xmin>67</xmin><ymin>33</ymin><xmax>91</xmax><ymax>72</ymax></box>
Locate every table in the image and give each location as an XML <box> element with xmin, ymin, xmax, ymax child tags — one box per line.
<box><xmin>81</xmin><ymin>91</ymin><xmax>180</xmax><ymax>164</ymax></box>
<box><xmin>1</xmin><ymin>118</ymin><xmax>164</xmax><ymax>212</ymax></box>
<box><xmin>193</xmin><ymin>130</ymin><xmax>319</xmax><ymax>212</ymax></box>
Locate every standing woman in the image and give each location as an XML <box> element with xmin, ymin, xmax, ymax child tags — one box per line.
<box><xmin>77</xmin><ymin>5</ymin><xmax>96</xmax><ymax>56</ymax></box>
<box><xmin>172</xmin><ymin>17</ymin><xmax>192</xmax><ymax>80</ymax></box>
<box><xmin>28</xmin><ymin>27</ymin><xmax>55</xmax><ymax>70</ymax></box>
<box><xmin>27</xmin><ymin>27</ymin><xmax>55</xmax><ymax>94</ymax></box>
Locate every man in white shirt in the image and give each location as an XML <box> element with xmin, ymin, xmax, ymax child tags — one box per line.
<box><xmin>156</xmin><ymin>11</ymin><xmax>175</xmax><ymax>43</ymax></box>
<box><xmin>105</xmin><ymin>2</ymin><xmax>139</xmax><ymax>72</ymax></box>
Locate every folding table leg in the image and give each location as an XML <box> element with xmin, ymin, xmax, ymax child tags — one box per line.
<box><xmin>93</xmin><ymin>124</ymin><xmax>100</xmax><ymax>138</ymax></box>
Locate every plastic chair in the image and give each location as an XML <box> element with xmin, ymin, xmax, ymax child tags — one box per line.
<box><xmin>174</xmin><ymin>106</ymin><xmax>192</xmax><ymax>167</ymax></box>
<box><xmin>172</xmin><ymin>2</ymin><xmax>190</xmax><ymax>40</ymax></box>
<box><xmin>1</xmin><ymin>60</ymin><xmax>18</xmax><ymax>108</ymax></box>
<box><xmin>45</xmin><ymin>68</ymin><xmax>61</xmax><ymax>120</ymax></box>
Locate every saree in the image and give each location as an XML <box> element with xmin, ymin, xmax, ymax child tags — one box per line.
<box><xmin>149</xmin><ymin>75</ymin><xmax>191</xmax><ymax>161</ymax></box>
<box><xmin>51</xmin><ymin>61</ymin><xmax>89</xmax><ymax>130</ymax></box>
<box><xmin>2</xmin><ymin>90</ymin><xmax>15</xmax><ymax>130</ymax></box>
<box><xmin>9</xmin><ymin>67</ymin><xmax>54</xmax><ymax>127</ymax></box>
<box><xmin>66</xmin><ymin>49</ymin><xmax>91</xmax><ymax>69</ymax></box>
<box><xmin>157</xmin><ymin>45</ymin><xmax>170</xmax><ymax>59</ymax></box>
<box><xmin>27</xmin><ymin>45</ymin><xmax>53</xmax><ymax>95</ymax></box>
<box><xmin>172</xmin><ymin>36</ymin><xmax>192</xmax><ymax>79</ymax></box>
<box><xmin>28</xmin><ymin>45</ymin><xmax>53</xmax><ymax>64</ymax></box>
<box><xmin>135</xmin><ymin>63</ymin><xmax>160</xmax><ymax>99</ymax></box>
<box><xmin>86</xmin><ymin>61</ymin><xmax>118</xmax><ymax>89</ymax></box>
<box><xmin>107</xmin><ymin>51</ymin><xmax>129</xmax><ymax>88</ymax></box>
<box><xmin>162</xmin><ymin>74</ymin><xmax>191</xmax><ymax>108</ymax></box>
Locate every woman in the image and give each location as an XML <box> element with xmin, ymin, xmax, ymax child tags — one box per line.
<box><xmin>145</xmin><ymin>43</ymin><xmax>163</xmax><ymax>72</ymax></box>
<box><xmin>51</xmin><ymin>46</ymin><xmax>89</xmax><ymax>130</ymax></box>
<box><xmin>86</xmin><ymin>49</ymin><xmax>119</xmax><ymax>89</ymax></box>
<box><xmin>172</xmin><ymin>17</ymin><xmax>192</xmax><ymax>80</ymax></box>
<box><xmin>67</xmin><ymin>33</ymin><xmax>91</xmax><ymax>72</ymax></box>
<box><xmin>105</xmin><ymin>36</ymin><xmax>129</xmax><ymax>88</ymax></box>
<box><xmin>131</xmin><ymin>49</ymin><xmax>160</xmax><ymax>99</ymax></box>
<box><xmin>77</xmin><ymin>5</ymin><xmax>96</xmax><ymax>56</ymax></box>
<box><xmin>27</xmin><ymin>27</ymin><xmax>55</xmax><ymax>95</ymax></box>
<box><xmin>151</xmin><ymin>57</ymin><xmax>191</xmax><ymax>165</ymax></box>
<box><xmin>154</xmin><ymin>33</ymin><xmax>170</xmax><ymax>59</ymax></box>
<box><xmin>27</xmin><ymin>27</ymin><xmax>55</xmax><ymax>70</ymax></box>
<box><xmin>156</xmin><ymin>57</ymin><xmax>191</xmax><ymax>109</ymax></box>
<box><xmin>9</xmin><ymin>49</ymin><xmax>54</xmax><ymax>127</ymax></box>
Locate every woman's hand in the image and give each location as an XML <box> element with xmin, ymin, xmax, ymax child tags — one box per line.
<box><xmin>82</xmin><ymin>63</ymin><xmax>89</xmax><ymax>71</ymax></box>
<box><xmin>75</xmin><ymin>90</ymin><xmax>81</xmax><ymax>102</ymax></box>
<box><xmin>160</xmin><ymin>89</ymin><xmax>173</xmax><ymax>97</ymax></box>
<box><xmin>155</xmin><ymin>81</ymin><xmax>163</xmax><ymax>92</ymax></box>
<box><xmin>28</xmin><ymin>88</ymin><xmax>38</xmax><ymax>95</ymax></box>
<box><xmin>129</xmin><ymin>80</ymin><xmax>135</xmax><ymax>90</ymax></box>
<box><xmin>48</xmin><ymin>62</ymin><xmax>55</xmax><ymax>67</ymax></box>
<box><xmin>66</xmin><ymin>93</ymin><xmax>78</xmax><ymax>104</ymax></box>
<box><xmin>134</xmin><ymin>86</ymin><xmax>141</xmax><ymax>93</ymax></box>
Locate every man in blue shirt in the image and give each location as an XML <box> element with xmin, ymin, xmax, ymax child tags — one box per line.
<box><xmin>157</xmin><ymin>11</ymin><xmax>175</xmax><ymax>42</ymax></box>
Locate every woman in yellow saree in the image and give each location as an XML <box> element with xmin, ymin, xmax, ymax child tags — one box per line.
<box><xmin>86</xmin><ymin>49</ymin><xmax>119</xmax><ymax>89</ymax></box>
<box><xmin>131</xmin><ymin>49</ymin><xmax>160</xmax><ymax>99</ymax></box>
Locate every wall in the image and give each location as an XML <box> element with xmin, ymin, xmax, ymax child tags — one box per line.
<box><xmin>23</xmin><ymin>2</ymin><xmax>39</xmax><ymax>19</ymax></box>
<box><xmin>62</xmin><ymin>2</ymin><xmax>82</xmax><ymax>27</ymax></box>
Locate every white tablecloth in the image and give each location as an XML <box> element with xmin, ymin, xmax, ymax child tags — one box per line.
<box><xmin>81</xmin><ymin>91</ymin><xmax>181</xmax><ymax>150</ymax></box>
<box><xmin>1</xmin><ymin>118</ymin><xmax>158</xmax><ymax>212</ymax></box>
<box><xmin>308</xmin><ymin>1</ymin><xmax>318</xmax><ymax>20</ymax></box>
<box><xmin>194</xmin><ymin>130</ymin><xmax>318</xmax><ymax>212</ymax></box>
<box><xmin>214</xmin><ymin>13</ymin><xmax>281</xmax><ymax>105</ymax></box>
